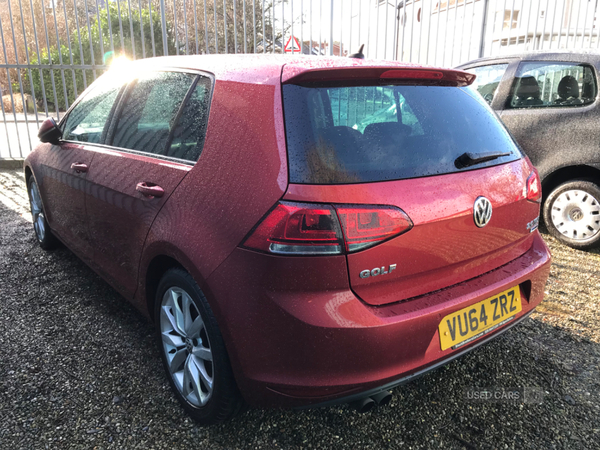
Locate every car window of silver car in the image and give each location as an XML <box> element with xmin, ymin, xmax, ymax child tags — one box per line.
<box><xmin>508</xmin><ymin>62</ymin><xmax>597</xmax><ymax>109</ymax></box>
<box><xmin>467</xmin><ymin>63</ymin><xmax>509</xmax><ymax>105</ymax></box>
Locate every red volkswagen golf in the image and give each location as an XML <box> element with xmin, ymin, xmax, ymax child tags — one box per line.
<box><xmin>26</xmin><ymin>55</ymin><xmax>551</xmax><ymax>424</ymax></box>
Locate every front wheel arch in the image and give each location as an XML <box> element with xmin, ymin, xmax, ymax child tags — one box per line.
<box><xmin>26</xmin><ymin>174</ymin><xmax>58</xmax><ymax>250</ymax></box>
<box><xmin>24</xmin><ymin>166</ymin><xmax>33</xmax><ymax>186</ymax></box>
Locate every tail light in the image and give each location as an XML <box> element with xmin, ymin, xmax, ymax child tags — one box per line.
<box><xmin>242</xmin><ymin>202</ymin><xmax>344</xmax><ymax>255</ymax></box>
<box><xmin>526</xmin><ymin>169</ymin><xmax>542</xmax><ymax>203</ymax></box>
<box><xmin>242</xmin><ymin>201</ymin><xmax>413</xmax><ymax>255</ymax></box>
<box><xmin>335</xmin><ymin>205</ymin><xmax>413</xmax><ymax>252</ymax></box>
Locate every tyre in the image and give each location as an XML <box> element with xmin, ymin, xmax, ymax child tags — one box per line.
<box><xmin>27</xmin><ymin>177</ymin><xmax>58</xmax><ymax>250</ymax></box>
<box><xmin>543</xmin><ymin>179</ymin><xmax>600</xmax><ymax>250</ymax></box>
<box><xmin>155</xmin><ymin>268</ymin><xmax>243</xmax><ymax>424</ymax></box>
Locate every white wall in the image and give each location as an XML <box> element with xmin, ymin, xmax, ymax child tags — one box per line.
<box><xmin>350</xmin><ymin>0</ymin><xmax>600</xmax><ymax>68</ymax></box>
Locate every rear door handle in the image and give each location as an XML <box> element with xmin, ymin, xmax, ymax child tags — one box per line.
<box><xmin>136</xmin><ymin>182</ymin><xmax>165</xmax><ymax>198</ymax></box>
<box><xmin>70</xmin><ymin>162</ymin><xmax>88</xmax><ymax>173</ymax></box>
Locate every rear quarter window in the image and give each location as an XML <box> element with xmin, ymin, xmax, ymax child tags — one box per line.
<box><xmin>283</xmin><ymin>83</ymin><xmax>522</xmax><ymax>184</ymax></box>
<box><xmin>166</xmin><ymin>77</ymin><xmax>212</xmax><ymax>162</ymax></box>
<box><xmin>468</xmin><ymin>63</ymin><xmax>509</xmax><ymax>104</ymax></box>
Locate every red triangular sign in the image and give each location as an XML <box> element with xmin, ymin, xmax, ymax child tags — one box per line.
<box><xmin>284</xmin><ymin>36</ymin><xmax>302</xmax><ymax>53</ymax></box>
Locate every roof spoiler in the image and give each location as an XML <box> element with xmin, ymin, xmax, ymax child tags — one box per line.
<box><xmin>282</xmin><ymin>67</ymin><xmax>476</xmax><ymax>87</ymax></box>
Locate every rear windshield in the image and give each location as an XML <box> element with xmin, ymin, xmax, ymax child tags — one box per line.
<box><xmin>283</xmin><ymin>84</ymin><xmax>522</xmax><ymax>184</ymax></box>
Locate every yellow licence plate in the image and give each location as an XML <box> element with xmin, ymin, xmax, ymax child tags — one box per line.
<box><xmin>439</xmin><ymin>286</ymin><xmax>522</xmax><ymax>351</ymax></box>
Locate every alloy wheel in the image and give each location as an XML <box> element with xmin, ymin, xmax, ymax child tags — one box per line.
<box><xmin>160</xmin><ymin>287</ymin><xmax>214</xmax><ymax>407</ymax></box>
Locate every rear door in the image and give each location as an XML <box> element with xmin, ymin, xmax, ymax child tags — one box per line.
<box><xmin>282</xmin><ymin>78</ymin><xmax>540</xmax><ymax>306</ymax></box>
<box><xmin>85</xmin><ymin>70</ymin><xmax>212</xmax><ymax>298</ymax></box>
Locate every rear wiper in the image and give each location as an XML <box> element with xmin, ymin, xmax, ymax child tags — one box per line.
<box><xmin>454</xmin><ymin>151</ymin><xmax>511</xmax><ymax>169</ymax></box>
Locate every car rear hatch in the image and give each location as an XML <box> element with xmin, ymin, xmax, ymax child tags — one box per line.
<box><xmin>245</xmin><ymin>64</ymin><xmax>542</xmax><ymax>306</ymax></box>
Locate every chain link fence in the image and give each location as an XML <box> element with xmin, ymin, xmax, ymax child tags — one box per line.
<box><xmin>1</xmin><ymin>0</ymin><xmax>598</xmax><ymax>159</ymax></box>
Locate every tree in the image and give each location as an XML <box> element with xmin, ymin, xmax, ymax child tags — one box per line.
<box><xmin>5</xmin><ymin>0</ymin><xmax>285</xmax><ymax>112</ymax></box>
<box><xmin>170</xmin><ymin>0</ymin><xmax>287</xmax><ymax>54</ymax></box>
<box><xmin>27</xmin><ymin>2</ymin><xmax>177</xmax><ymax>109</ymax></box>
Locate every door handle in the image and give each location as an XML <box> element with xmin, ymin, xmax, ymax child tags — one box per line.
<box><xmin>70</xmin><ymin>162</ymin><xmax>88</xmax><ymax>173</ymax></box>
<box><xmin>136</xmin><ymin>182</ymin><xmax>165</xmax><ymax>198</ymax></box>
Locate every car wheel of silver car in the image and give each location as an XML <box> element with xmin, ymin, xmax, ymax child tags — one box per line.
<box><xmin>27</xmin><ymin>177</ymin><xmax>58</xmax><ymax>250</ymax></box>
<box><xmin>543</xmin><ymin>179</ymin><xmax>600</xmax><ymax>250</ymax></box>
<box><xmin>155</xmin><ymin>268</ymin><xmax>243</xmax><ymax>424</ymax></box>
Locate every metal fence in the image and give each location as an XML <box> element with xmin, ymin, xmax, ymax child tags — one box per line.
<box><xmin>1</xmin><ymin>0</ymin><xmax>599</xmax><ymax>160</ymax></box>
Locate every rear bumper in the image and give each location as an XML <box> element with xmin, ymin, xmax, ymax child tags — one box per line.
<box><xmin>297</xmin><ymin>309</ymin><xmax>534</xmax><ymax>409</ymax></box>
<box><xmin>206</xmin><ymin>231</ymin><xmax>551</xmax><ymax>408</ymax></box>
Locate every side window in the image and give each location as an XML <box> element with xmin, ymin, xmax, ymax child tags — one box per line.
<box><xmin>62</xmin><ymin>77</ymin><xmax>122</xmax><ymax>143</ymax></box>
<box><xmin>166</xmin><ymin>77</ymin><xmax>211</xmax><ymax>162</ymax></box>
<box><xmin>508</xmin><ymin>62</ymin><xmax>597</xmax><ymax>109</ymax></box>
<box><xmin>111</xmin><ymin>71</ymin><xmax>196</xmax><ymax>155</ymax></box>
<box><xmin>468</xmin><ymin>63</ymin><xmax>509</xmax><ymax>104</ymax></box>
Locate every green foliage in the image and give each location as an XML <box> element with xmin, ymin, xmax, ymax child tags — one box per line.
<box><xmin>26</xmin><ymin>2</ymin><xmax>176</xmax><ymax>109</ymax></box>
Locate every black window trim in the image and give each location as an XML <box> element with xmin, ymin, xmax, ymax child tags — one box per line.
<box><xmin>59</xmin><ymin>67</ymin><xmax>215</xmax><ymax>166</ymax></box>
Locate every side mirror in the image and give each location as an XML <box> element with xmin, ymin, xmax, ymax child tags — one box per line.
<box><xmin>38</xmin><ymin>117</ymin><xmax>62</xmax><ymax>145</ymax></box>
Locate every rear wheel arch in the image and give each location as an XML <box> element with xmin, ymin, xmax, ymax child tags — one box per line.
<box><xmin>143</xmin><ymin>253</ymin><xmax>221</xmax><ymax>325</ymax></box>
<box><xmin>153</xmin><ymin>266</ymin><xmax>244</xmax><ymax>423</ymax></box>
<box><xmin>144</xmin><ymin>255</ymin><xmax>186</xmax><ymax>322</ymax></box>
<box><xmin>542</xmin><ymin>165</ymin><xmax>600</xmax><ymax>201</ymax></box>
<box><xmin>142</xmin><ymin>251</ymin><xmax>241</xmax><ymax>374</ymax></box>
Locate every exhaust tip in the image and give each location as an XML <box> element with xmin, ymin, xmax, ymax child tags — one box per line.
<box><xmin>371</xmin><ymin>391</ymin><xmax>393</xmax><ymax>407</ymax></box>
<box><xmin>349</xmin><ymin>397</ymin><xmax>376</xmax><ymax>413</ymax></box>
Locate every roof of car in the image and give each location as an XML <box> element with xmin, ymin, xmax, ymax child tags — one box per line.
<box><xmin>123</xmin><ymin>54</ymin><xmax>426</xmax><ymax>83</ymax></box>
<box><xmin>457</xmin><ymin>50</ymin><xmax>600</xmax><ymax>68</ymax></box>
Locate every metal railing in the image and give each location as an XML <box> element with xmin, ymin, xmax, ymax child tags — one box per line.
<box><xmin>1</xmin><ymin>0</ymin><xmax>599</xmax><ymax>159</ymax></box>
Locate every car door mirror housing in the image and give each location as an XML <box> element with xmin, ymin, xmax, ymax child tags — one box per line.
<box><xmin>38</xmin><ymin>117</ymin><xmax>62</xmax><ymax>145</ymax></box>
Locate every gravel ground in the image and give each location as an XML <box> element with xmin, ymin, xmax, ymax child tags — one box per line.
<box><xmin>1</xmin><ymin>167</ymin><xmax>599</xmax><ymax>450</ymax></box>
